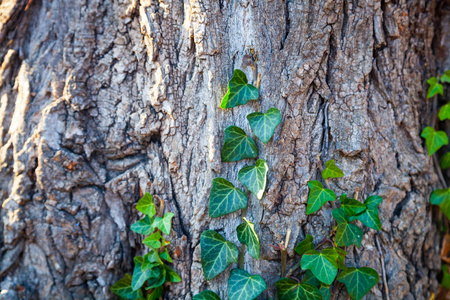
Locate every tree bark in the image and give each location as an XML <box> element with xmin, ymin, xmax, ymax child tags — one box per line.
<box><xmin>0</xmin><ymin>0</ymin><xmax>447</xmax><ymax>299</ymax></box>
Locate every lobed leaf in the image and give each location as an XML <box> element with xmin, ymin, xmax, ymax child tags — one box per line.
<box><xmin>340</xmin><ymin>194</ymin><xmax>366</xmax><ymax>216</ymax></box>
<box><xmin>439</xmin><ymin>104</ymin><xmax>450</xmax><ymax>121</ymax></box>
<box><xmin>136</xmin><ymin>193</ymin><xmax>156</xmax><ymax>217</ymax></box>
<box><xmin>220</xmin><ymin>69</ymin><xmax>259</xmax><ymax>109</ymax></box>
<box><xmin>209</xmin><ymin>178</ymin><xmax>248</xmax><ymax>218</ymax></box>
<box><xmin>306</xmin><ymin>181</ymin><xmax>336</xmax><ymax>215</ymax></box>
<box><xmin>153</xmin><ymin>212</ymin><xmax>174</xmax><ymax>235</ymax></box>
<box><xmin>160</xmin><ymin>248</ymin><xmax>172</xmax><ymax>263</ymax></box>
<box><xmin>227</xmin><ymin>269</ymin><xmax>266</xmax><ymax>300</ymax></box>
<box><xmin>200</xmin><ymin>230</ymin><xmax>239</xmax><ymax>280</ymax></box>
<box><xmin>442</xmin><ymin>152</ymin><xmax>450</xmax><ymax>169</ymax></box>
<box><xmin>111</xmin><ymin>274</ymin><xmax>144</xmax><ymax>299</ymax></box>
<box><xmin>146</xmin><ymin>265</ymin><xmax>166</xmax><ymax>289</ymax></box>
<box><xmin>236</xmin><ymin>217</ymin><xmax>260</xmax><ymax>259</ymax></box>
<box><xmin>294</xmin><ymin>234</ymin><xmax>314</xmax><ymax>256</ymax></box>
<box><xmin>430</xmin><ymin>188</ymin><xmax>450</xmax><ymax>219</ymax></box>
<box><xmin>441</xmin><ymin>70</ymin><xmax>450</xmax><ymax>84</ymax></box>
<box><xmin>164</xmin><ymin>265</ymin><xmax>181</xmax><ymax>283</ymax></box>
<box><xmin>142</xmin><ymin>231</ymin><xmax>162</xmax><ymax>249</ymax></box>
<box><xmin>193</xmin><ymin>290</ymin><xmax>221</xmax><ymax>300</ymax></box>
<box><xmin>301</xmin><ymin>248</ymin><xmax>339</xmax><ymax>285</ymax></box>
<box><xmin>335</xmin><ymin>222</ymin><xmax>363</xmax><ymax>247</ymax></box>
<box><xmin>442</xmin><ymin>265</ymin><xmax>450</xmax><ymax>289</ymax></box>
<box><xmin>354</xmin><ymin>195</ymin><xmax>383</xmax><ymax>231</ymax></box>
<box><xmin>147</xmin><ymin>286</ymin><xmax>163</xmax><ymax>300</ymax></box>
<box><xmin>322</xmin><ymin>160</ymin><xmax>344</xmax><ymax>180</ymax></box>
<box><xmin>238</xmin><ymin>159</ymin><xmax>268</xmax><ymax>199</ymax></box>
<box><xmin>221</xmin><ymin>126</ymin><xmax>258</xmax><ymax>162</ymax></box>
<box><xmin>337</xmin><ymin>267</ymin><xmax>379</xmax><ymax>300</ymax></box>
<box><xmin>275</xmin><ymin>278</ymin><xmax>322</xmax><ymax>300</ymax></box>
<box><xmin>130</xmin><ymin>216</ymin><xmax>154</xmax><ymax>235</ymax></box>
<box><xmin>427</xmin><ymin>77</ymin><xmax>444</xmax><ymax>98</ymax></box>
<box><xmin>247</xmin><ymin>107</ymin><xmax>281</xmax><ymax>143</ymax></box>
<box><xmin>421</xmin><ymin>126</ymin><xmax>448</xmax><ymax>156</ymax></box>
<box><xmin>142</xmin><ymin>250</ymin><xmax>162</xmax><ymax>271</ymax></box>
<box><xmin>132</xmin><ymin>257</ymin><xmax>160</xmax><ymax>291</ymax></box>
<box><xmin>319</xmin><ymin>286</ymin><xmax>331</xmax><ymax>300</ymax></box>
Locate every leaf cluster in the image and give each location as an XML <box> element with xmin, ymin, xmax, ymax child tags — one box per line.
<box><xmin>111</xmin><ymin>193</ymin><xmax>180</xmax><ymax>299</ymax></box>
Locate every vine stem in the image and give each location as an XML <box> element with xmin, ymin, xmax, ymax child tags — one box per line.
<box><xmin>238</xmin><ymin>207</ymin><xmax>247</xmax><ymax>269</ymax></box>
<box><xmin>375</xmin><ymin>235</ymin><xmax>391</xmax><ymax>300</ymax></box>
<box><xmin>281</xmin><ymin>229</ymin><xmax>291</xmax><ymax>277</ymax></box>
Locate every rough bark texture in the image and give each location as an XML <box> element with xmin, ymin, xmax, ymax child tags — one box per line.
<box><xmin>0</xmin><ymin>0</ymin><xmax>447</xmax><ymax>299</ymax></box>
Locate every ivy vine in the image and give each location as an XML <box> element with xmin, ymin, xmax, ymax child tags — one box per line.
<box><xmin>195</xmin><ymin>69</ymin><xmax>383</xmax><ymax>300</ymax></box>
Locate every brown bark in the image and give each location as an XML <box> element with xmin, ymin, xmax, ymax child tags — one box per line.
<box><xmin>0</xmin><ymin>0</ymin><xmax>447</xmax><ymax>299</ymax></box>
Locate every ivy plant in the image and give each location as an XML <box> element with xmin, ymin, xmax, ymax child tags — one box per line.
<box><xmin>421</xmin><ymin>71</ymin><xmax>450</xmax><ymax>293</ymax></box>
<box><xmin>275</xmin><ymin>160</ymin><xmax>382</xmax><ymax>300</ymax></box>
<box><xmin>111</xmin><ymin>193</ymin><xmax>180</xmax><ymax>299</ymax></box>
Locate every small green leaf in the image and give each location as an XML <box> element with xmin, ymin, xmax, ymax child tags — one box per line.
<box><xmin>247</xmin><ymin>108</ymin><xmax>282</xmax><ymax>143</ymax></box>
<box><xmin>164</xmin><ymin>265</ymin><xmax>181</xmax><ymax>282</ymax></box>
<box><xmin>442</xmin><ymin>265</ymin><xmax>450</xmax><ymax>289</ymax></box>
<box><xmin>319</xmin><ymin>286</ymin><xmax>331</xmax><ymax>300</ymax></box>
<box><xmin>132</xmin><ymin>257</ymin><xmax>159</xmax><ymax>291</ymax></box>
<box><xmin>220</xmin><ymin>69</ymin><xmax>259</xmax><ymax>109</ymax></box>
<box><xmin>301</xmin><ymin>249</ymin><xmax>339</xmax><ymax>285</ymax></box>
<box><xmin>146</xmin><ymin>286</ymin><xmax>163</xmax><ymax>300</ymax></box>
<box><xmin>335</xmin><ymin>222</ymin><xmax>363</xmax><ymax>247</ymax></box>
<box><xmin>364</xmin><ymin>195</ymin><xmax>383</xmax><ymax>207</ymax></box>
<box><xmin>427</xmin><ymin>77</ymin><xmax>444</xmax><ymax>98</ymax></box>
<box><xmin>236</xmin><ymin>217</ymin><xmax>260</xmax><ymax>259</ymax></box>
<box><xmin>142</xmin><ymin>232</ymin><xmax>162</xmax><ymax>249</ymax></box>
<box><xmin>160</xmin><ymin>248</ymin><xmax>172</xmax><ymax>262</ymax></box>
<box><xmin>193</xmin><ymin>290</ymin><xmax>221</xmax><ymax>300</ymax></box>
<box><xmin>442</xmin><ymin>152</ymin><xmax>450</xmax><ymax>169</ymax></box>
<box><xmin>209</xmin><ymin>178</ymin><xmax>248</xmax><ymax>218</ymax></box>
<box><xmin>340</xmin><ymin>194</ymin><xmax>366</xmax><ymax>216</ymax></box>
<box><xmin>302</xmin><ymin>270</ymin><xmax>321</xmax><ymax>287</ymax></box>
<box><xmin>337</xmin><ymin>267</ymin><xmax>379</xmax><ymax>300</ymax></box>
<box><xmin>439</xmin><ymin>104</ymin><xmax>450</xmax><ymax>121</ymax></box>
<box><xmin>421</xmin><ymin>126</ymin><xmax>448</xmax><ymax>156</ymax></box>
<box><xmin>354</xmin><ymin>196</ymin><xmax>382</xmax><ymax>231</ymax></box>
<box><xmin>275</xmin><ymin>278</ymin><xmax>322</xmax><ymax>300</ymax></box>
<box><xmin>131</xmin><ymin>216</ymin><xmax>155</xmax><ymax>235</ymax></box>
<box><xmin>221</xmin><ymin>126</ymin><xmax>258</xmax><ymax>162</ymax></box>
<box><xmin>306</xmin><ymin>181</ymin><xmax>336</xmax><ymax>215</ymax></box>
<box><xmin>238</xmin><ymin>159</ymin><xmax>268</xmax><ymax>199</ymax></box>
<box><xmin>442</xmin><ymin>70</ymin><xmax>450</xmax><ymax>83</ymax></box>
<box><xmin>332</xmin><ymin>208</ymin><xmax>349</xmax><ymax>224</ymax></box>
<box><xmin>146</xmin><ymin>266</ymin><xmax>166</xmax><ymax>289</ymax></box>
<box><xmin>153</xmin><ymin>212</ymin><xmax>174</xmax><ymax>235</ymax></box>
<box><xmin>227</xmin><ymin>269</ymin><xmax>266</xmax><ymax>300</ymax></box>
<box><xmin>200</xmin><ymin>230</ymin><xmax>239</xmax><ymax>280</ymax></box>
<box><xmin>142</xmin><ymin>250</ymin><xmax>162</xmax><ymax>271</ymax></box>
<box><xmin>322</xmin><ymin>160</ymin><xmax>344</xmax><ymax>180</ymax></box>
<box><xmin>431</xmin><ymin>188</ymin><xmax>450</xmax><ymax>219</ymax></box>
<box><xmin>294</xmin><ymin>235</ymin><xmax>314</xmax><ymax>256</ymax></box>
<box><xmin>136</xmin><ymin>193</ymin><xmax>156</xmax><ymax>217</ymax></box>
<box><xmin>111</xmin><ymin>274</ymin><xmax>144</xmax><ymax>299</ymax></box>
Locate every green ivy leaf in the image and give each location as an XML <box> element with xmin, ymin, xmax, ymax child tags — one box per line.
<box><xmin>442</xmin><ymin>152</ymin><xmax>450</xmax><ymax>169</ymax></box>
<box><xmin>332</xmin><ymin>208</ymin><xmax>349</xmax><ymax>224</ymax></box>
<box><xmin>193</xmin><ymin>290</ymin><xmax>221</xmax><ymax>300</ymax></box>
<box><xmin>301</xmin><ymin>249</ymin><xmax>339</xmax><ymax>285</ymax></box>
<box><xmin>302</xmin><ymin>270</ymin><xmax>321</xmax><ymax>287</ymax></box>
<box><xmin>147</xmin><ymin>286</ymin><xmax>163</xmax><ymax>300</ymax></box>
<box><xmin>340</xmin><ymin>194</ymin><xmax>366</xmax><ymax>216</ymax></box>
<box><xmin>354</xmin><ymin>195</ymin><xmax>383</xmax><ymax>230</ymax></box>
<box><xmin>238</xmin><ymin>159</ymin><xmax>268</xmax><ymax>199</ymax></box>
<box><xmin>160</xmin><ymin>248</ymin><xmax>172</xmax><ymax>263</ymax></box>
<box><xmin>439</xmin><ymin>104</ymin><xmax>450</xmax><ymax>121</ymax></box>
<box><xmin>220</xmin><ymin>69</ymin><xmax>259</xmax><ymax>109</ymax></box>
<box><xmin>142</xmin><ymin>250</ymin><xmax>162</xmax><ymax>271</ymax></box>
<box><xmin>294</xmin><ymin>234</ymin><xmax>314</xmax><ymax>256</ymax></box>
<box><xmin>236</xmin><ymin>217</ymin><xmax>260</xmax><ymax>259</ymax></box>
<box><xmin>275</xmin><ymin>278</ymin><xmax>322</xmax><ymax>300</ymax></box>
<box><xmin>337</xmin><ymin>267</ymin><xmax>379</xmax><ymax>300</ymax></box>
<box><xmin>306</xmin><ymin>181</ymin><xmax>336</xmax><ymax>215</ymax></box>
<box><xmin>136</xmin><ymin>193</ymin><xmax>156</xmax><ymax>217</ymax></box>
<box><xmin>209</xmin><ymin>178</ymin><xmax>248</xmax><ymax>218</ymax></box>
<box><xmin>442</xmin><ymin>70</ymin><xmax>450</xmax><ymax>83</ymax></box>
<box><xmin>319</xmin><ymin>286</ymin><xmax>331</xmax><ymax>300</ymax></box>
<box><xmin>427</xmin><ymin>77</ymin><xmax>444</xmax><ymax>98</ymax></box>
<box><xmin>322</xmin><ymin>160</ymin><xmax>344</xmax><ymax>180</ymax></box>
<box><xmin>227</xmin><ymin>269</ymin><xmax>266</xmax><ymax>300</ymax></box>
<box><xmin>164</xmin><ymin>265</ymin><xmax>181</xmax><ymax>282</ymax></box>
<box><xmin>111</xmin><ymin>274</ymin><xmax>144</xmax><ymax>299</ymax></box>
<box><xmin>421</xmin><ymin>126</ymin><xmax>448</xmax><ymax>156</ymax></box>
<box><xmin>130</xmin><ymin>216</ymin><xmax>155</xmax><ymax>235</ymax></box>
<box><xmin>153</xmin><ymin>212</ymin><xmax>174</xmax><ymax>235</ymax></box>
<box><xmin>430</xmin><ymin>188</ymin><xmax>450</xmax><ymax>219</ymax></box>
<box><xmin>221</xmin><ymin>126</ymin><xmax>258</xmax><ymax>162</ymax></box>
<box><xmin>146</xmin><ymin>266</ymin><xmax>166</xmax><ymax>289</ymax></box>
<box><xmin>200</xmin><ymin>230</ymin><xmax>239</xmax><ymax>280</ymax></box>
<box><xmin>142</xmin><ymin>231</ymin><xmax>162</xmax><ymax>249</ymax></box>
<box><xmin>442</xmin><ymin>265</ymin><xmax>450</xmax><ymax>289</ymax></box>
<box><xmin>335</xmin><ymin>222</ymin><xmax>363</xmax><ymax>247</ymax></box>
<box><xmin>132</xmin><ymin>257</ymin><xmax>160</xmax><ymax>291</ymax></box>
<box><xmin>247</xmin><ymin>108</ymin><xmax>281</xmax><ymax>143</ymax></box>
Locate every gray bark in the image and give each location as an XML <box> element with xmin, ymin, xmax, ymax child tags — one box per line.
<box><xmin>0</xmin><ymin>0</ymin><xmax>447</xmax><ymax>299</ymax></box>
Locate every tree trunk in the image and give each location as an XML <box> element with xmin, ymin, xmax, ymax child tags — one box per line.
<box><xmin>0</xmin><ymin>0</ymin><xmax>447</xmax><ymax>299</ymax></box>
